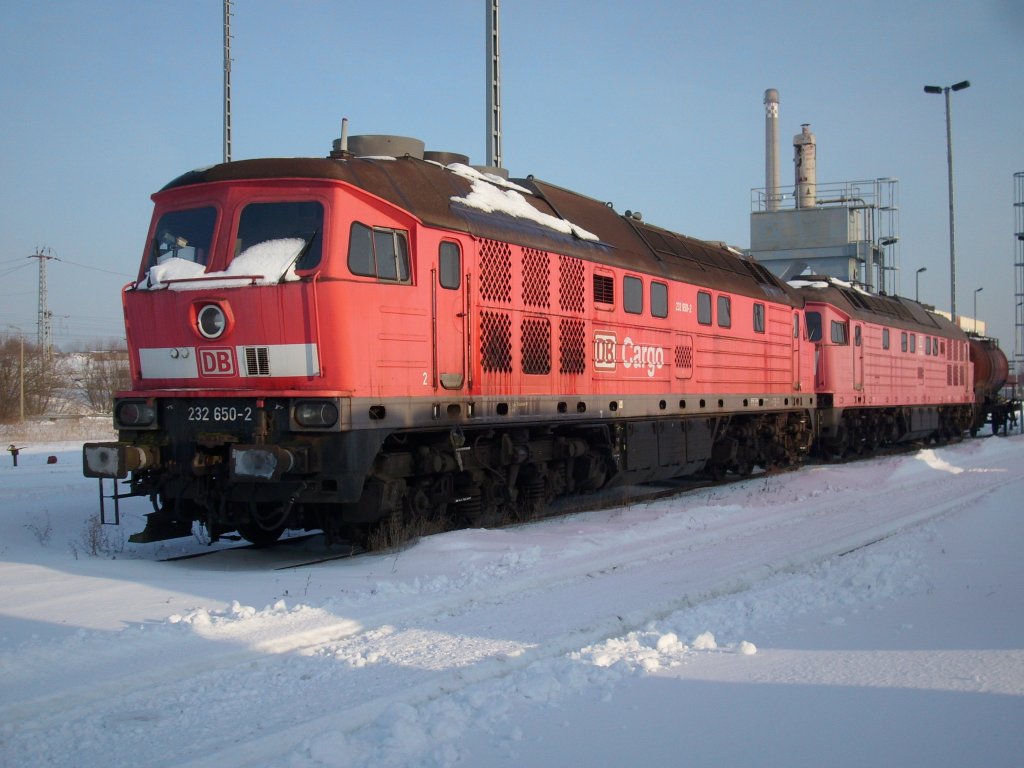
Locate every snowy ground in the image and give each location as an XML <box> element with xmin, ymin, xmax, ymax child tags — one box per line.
<box><xmin>1</xmin><ymin>434</ymin><xmax>1023</xmax><ymax>767</ymax></box>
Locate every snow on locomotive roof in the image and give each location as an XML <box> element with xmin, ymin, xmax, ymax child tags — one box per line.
<box><xmin>445</xmin><ymin>163</ymin><xmax>533</xmax><ymax>195</ymax></box>
<box><xmin>450</xmin><ymin>170</ymin><xmax>599</xmax><ymax>243</ymax></box>
<box><xmin>788</xmin><ymin>276</ymin><xmax>872</xmax><ymax>295</ymax></box>
<box><xmin>346</xmin><ymin>158</ymin><xmax>597</xmax><ymax>241</ymax></box>
<box><xmin>141</xmin><ymin>238</ymin><xmax>304</xmax><ymax>291</ymax></box>
<box><xmin>787</xmin><ymin>279</ymin><xmax>830</xmax><ymax>290</ymax></box>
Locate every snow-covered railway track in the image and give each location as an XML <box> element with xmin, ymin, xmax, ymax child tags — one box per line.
<box><xmin>1</xmin><ymin>445</ymin><xmax>1017</xmax><ymax>767</ymax></box>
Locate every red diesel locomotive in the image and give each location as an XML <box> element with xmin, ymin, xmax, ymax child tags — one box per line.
<box><xmin>83</xmin><ymin>135</ymin><xmax>818</xmax><ymax>544</ymax></box>
<box><xmin>82</xmin><ymin>134</ymin><xmax>1010</xmax><ymax>545</ymax></box>
<box><xmin>798</xmin><ymin>279</ymin><xmax>975</xmax><ymax>458</ymax></box>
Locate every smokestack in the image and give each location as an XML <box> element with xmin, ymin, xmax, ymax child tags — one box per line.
<box><xmin>794</xmin><ymin>123</ymin><xmax>817</xmax><ymax>208</ymax></box>
<box><xmin>764</xmin><ymin>89</ymin><xmax>780</xmax><ymax>211</ymax></box>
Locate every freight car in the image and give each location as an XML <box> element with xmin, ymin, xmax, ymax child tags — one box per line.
<box><xmin>83</xmin><ymin>134</ymin><xmax>817</xmax><ymax>545</ymax></box>
<box><xmin>967</xmin><ymin>335</ymin><xmax>1016</xmax><ymax>435</ymax></box>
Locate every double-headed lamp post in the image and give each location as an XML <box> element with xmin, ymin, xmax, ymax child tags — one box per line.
<box><xmin>974</xmin><ymin>287</ymin><xmax>984</xmax><ymax>332</ymax></box>
<box><xmin>924</xmin><ymin>80</ymin><xmax>970</xmax><ymax>323</ymax></box>
<box><xmin>915</xmin><ymin>267</ymin><xmax>927</xmax><ymax>302</ymax></box>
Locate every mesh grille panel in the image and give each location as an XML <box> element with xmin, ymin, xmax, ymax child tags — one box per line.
<box><xmin>559</xmin><ymin>318</ymin><xmax>586</xmax><ymax>375</ymax></box>
<box><xmin>521</xmin><ymin>317</ymin><xmax>551</xmax><ymax>375</ymax></box>
<box><xmin>559</xmin><ymin>255</ymin><xmax>585</xmax><ymax>313</ymax></box>
<box><xmin>480</xmin><ymin>311</ymin><xmax>512</xmax><ymax>373</ymax></box>
<box><xmin>480</xmin><ymin>239</ymin><xmax>512</xmax><ymax>303</ymax></box>
<box><xmin>674</xmin><ymin>340</ymin><xmax>693</xmax><ymax>379</ymax></box>
<box><xmin>522</xmin><ymin>248</ymin><xmax>550</xmax><ymax>308</ymax></box>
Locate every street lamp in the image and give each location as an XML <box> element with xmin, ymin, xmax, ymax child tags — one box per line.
<box><xmin>915</xmin><ymin>266</ymin><xmax>927</xmax><ymax>302</ymax></box>
<box><xmin>924</xmin><ymin>79</ymin><xmax>970</xmax><ymax>322</ymax></box>
<box><xmin>973</xmin><ymin>286</ymin><xmax>984</xmax><ymax>332</ymax></box>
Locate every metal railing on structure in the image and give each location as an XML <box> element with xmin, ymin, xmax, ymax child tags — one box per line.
<box><xmin>1013</xmin><ymin>171</ymin><xmax>1024</xmax><ymax>383</ymax></box>
<box><xmin>750</xmin><ymin>178</ymin><xmax>900</xmax><ymax>295</ymax></box>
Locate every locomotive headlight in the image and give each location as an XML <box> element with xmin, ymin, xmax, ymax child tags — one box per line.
<box><xmin>83</xmin><ymin>442</ymin><xmax>158</xmax><ymax>478</ymax></box>
<box><xmin>115</xmin><ymin>400</ymin><xmax>157</xmax><ymax>428</ymax></box>
<box><xmin>197</xmin><ymin>304</ymin><xmax>227</xmax><ymax>339</ymax></box>
<box><xmin>294</xmin><ymin>400</ymin><xmax>339</xmax><ymax>428</ymax></box>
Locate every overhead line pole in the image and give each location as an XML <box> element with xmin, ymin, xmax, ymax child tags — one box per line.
<box><xmin>486</xmin><ymin>0</ymin><xmax>502</xmax><ymax>169</ymax></box>
<box><xmin>223</xmin><ymin>0</ymin><xmax>233</xmax><ymax>163</ymax></box>
<box><xmin>28</xmin><ymin>247</ymin><xmax>56</xmax><ymax>356</ymax></box>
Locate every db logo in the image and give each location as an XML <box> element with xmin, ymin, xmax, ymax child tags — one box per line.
<box><xmin>594</xmin><ymin>332</ymin><xmax>617</xmax><ymax>371</ymax></box>
<box><xmin>198</xmin><ymin>347</ymin><xmax>236</xmax><ymax>376</ymax></box>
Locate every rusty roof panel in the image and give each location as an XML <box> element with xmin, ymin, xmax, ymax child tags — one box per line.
<box><xmin>161</xmin><ymin>156</ymin><xmax>804</xmax><ymax>307</ymax></box>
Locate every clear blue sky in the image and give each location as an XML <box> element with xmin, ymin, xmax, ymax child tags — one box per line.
<box><xmin>1</xmin><ymin>1</ymin><xmax>1021</xmax><ymax>357</ymax></box>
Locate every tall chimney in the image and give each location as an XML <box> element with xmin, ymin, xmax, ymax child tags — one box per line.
<box><xmin>794</xmin><ymin>123</ymin><xmax>817</xmax><ymax>209</ymax></box>
<box><xmin>764</xmin><ymin>89</ymin><xmax>780</xmax><ymax>211</ymax></box>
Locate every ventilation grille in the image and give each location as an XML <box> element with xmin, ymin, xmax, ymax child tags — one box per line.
<box><xmin>522</xmin><ymin>248</ymin><xmax>550</xmax><ymax>308</ymax></box>
<box><xmin>521</xmin><ymin>317</ymin><xmax>551</xmax><ymax>375</ymax></box>
<box><xmin>480</xmin><ymin>311</ymin><xmax>512</xmax><ymax>373</ymax></box>
<box><xmin>559</xmin><ymin>255</ymin><xmax>585</xmax><ymax>313</ymax></box>
<box><xmin>559</xmin><ymin>318</ymin><xmax>586</xmax><ymax>374</ymax></box>
<box><xmin>594</xmin><ymin>274</ymin><xmax>614</xmax><ymax>305</ymax></box>
<box><xmin>244</xmin><ymin>347</ymin><xmax>270</xmax><ymax>376</ymax></box>
<box><xmin>674</xmin><ymin>338</ymin><xmax>694</xmax><ymax>379</ymax></box>
<box><xmin>480</xmin><ymin>239</ymin><xmax>512</xmax><ymax>303</ymax></box>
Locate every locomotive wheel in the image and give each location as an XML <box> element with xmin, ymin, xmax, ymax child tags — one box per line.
<box><xmin>237</xmin><ymin>522</ymin><xmax>286</xmax><ymax>547</ymax></box>
<box><xmin>236</xmin><ymin>502</ymin><xmax>288</xmax><ymax>546</ymax></box>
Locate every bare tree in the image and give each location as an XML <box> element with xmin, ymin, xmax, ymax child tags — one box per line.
<box><xmin>76</xmin><ymin>351</ymin><xmax>130</xmax><ymax>414</ymax></box>
<box><xmin>0</xmin><ymin>336</ymin><xmax>69</xmax><ymax>421</ymax></box>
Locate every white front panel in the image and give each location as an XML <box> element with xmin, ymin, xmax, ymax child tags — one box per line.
<box><xmin>138</xmin><ymin>344</ymin><xmax>319</xmax><ymax>379</ymax></box>
<box><xmin>139</xmin><ymin>347</ymin><xmax>198</xmax><ymax>379</ymax></box>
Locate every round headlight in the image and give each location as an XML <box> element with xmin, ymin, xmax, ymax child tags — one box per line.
<box><xmin>295</xmin><ymin>401</ymin><xmax>339</xmax><ymax>428</ymax></box>
<box><xmin>197</xmin><ymin>304</ymin><xmax>227</xmax><ymax>339</ymax></box>
<box><xmin>117</xmin><ymin>400</ymin><xmax>157</xmax><ymax>427</ymax></box>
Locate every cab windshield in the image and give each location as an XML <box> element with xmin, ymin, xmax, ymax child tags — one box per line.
<box><xmin>235</xmin><ymin>201</ymin><xmax>323</xmax><ymax>271</ymax></box>
<box><xmin>148</xmin><ymin>207</ymin><xmax>217</xmax><ymax>270</ymax></box>
<box><xmin>806</xmin><ymin>311</ymin><xmax>823</xmax><ymax>342</ymax></box>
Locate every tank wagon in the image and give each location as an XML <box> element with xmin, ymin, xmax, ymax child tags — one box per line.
<box><xmin>967</xmin><ymin>335</ymin><xmax>1016</xmax><ymax>434</ymax></box>
<box><xmin>84</xmin><ymin>134</ymin><xmax>817</xmax><ymax>545</ymax></box>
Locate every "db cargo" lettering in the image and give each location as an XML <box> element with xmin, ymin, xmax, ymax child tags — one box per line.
<box><xmin>198</xmin><ymin>348</ymin><xmax>236</xmax><ymax>376</ymax></box>
<box><xmin>622</xmin><ymin>336</ymin><xmax>665</xmax><ymax>378</ymax></box>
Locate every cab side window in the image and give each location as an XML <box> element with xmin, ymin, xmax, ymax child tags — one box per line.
<box><xmin>717</xmin><ymin>295</ymin><xmax>732</xmax><ymax>328</ymax></box>
<box><xmin>349</xmin><ymin>222</ymin><xmax>410</xmax><ymax>283</ymax></box>
<box><xmin>439</xmin><ymin>241</ymin><xmax>461</xmax><ymax>289</ymax></box>
<box><xmin>697</xmin><ymin>291</ymin><xmax>712</xmax><ymax>325</ymax></box>
<box><xmin>624</xmin><ymin>276</ymin><xmax>643</xmax><ymax>315</ymax></box>
<box><xmin>830</xmin><ymin>320</ymin><xmax>848</xmax><ymax>345</ymax></box>
<box><xmin>651</xmin><ymin>281</ymin><xmax>668</xmax><ymax>318</ymax></box>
